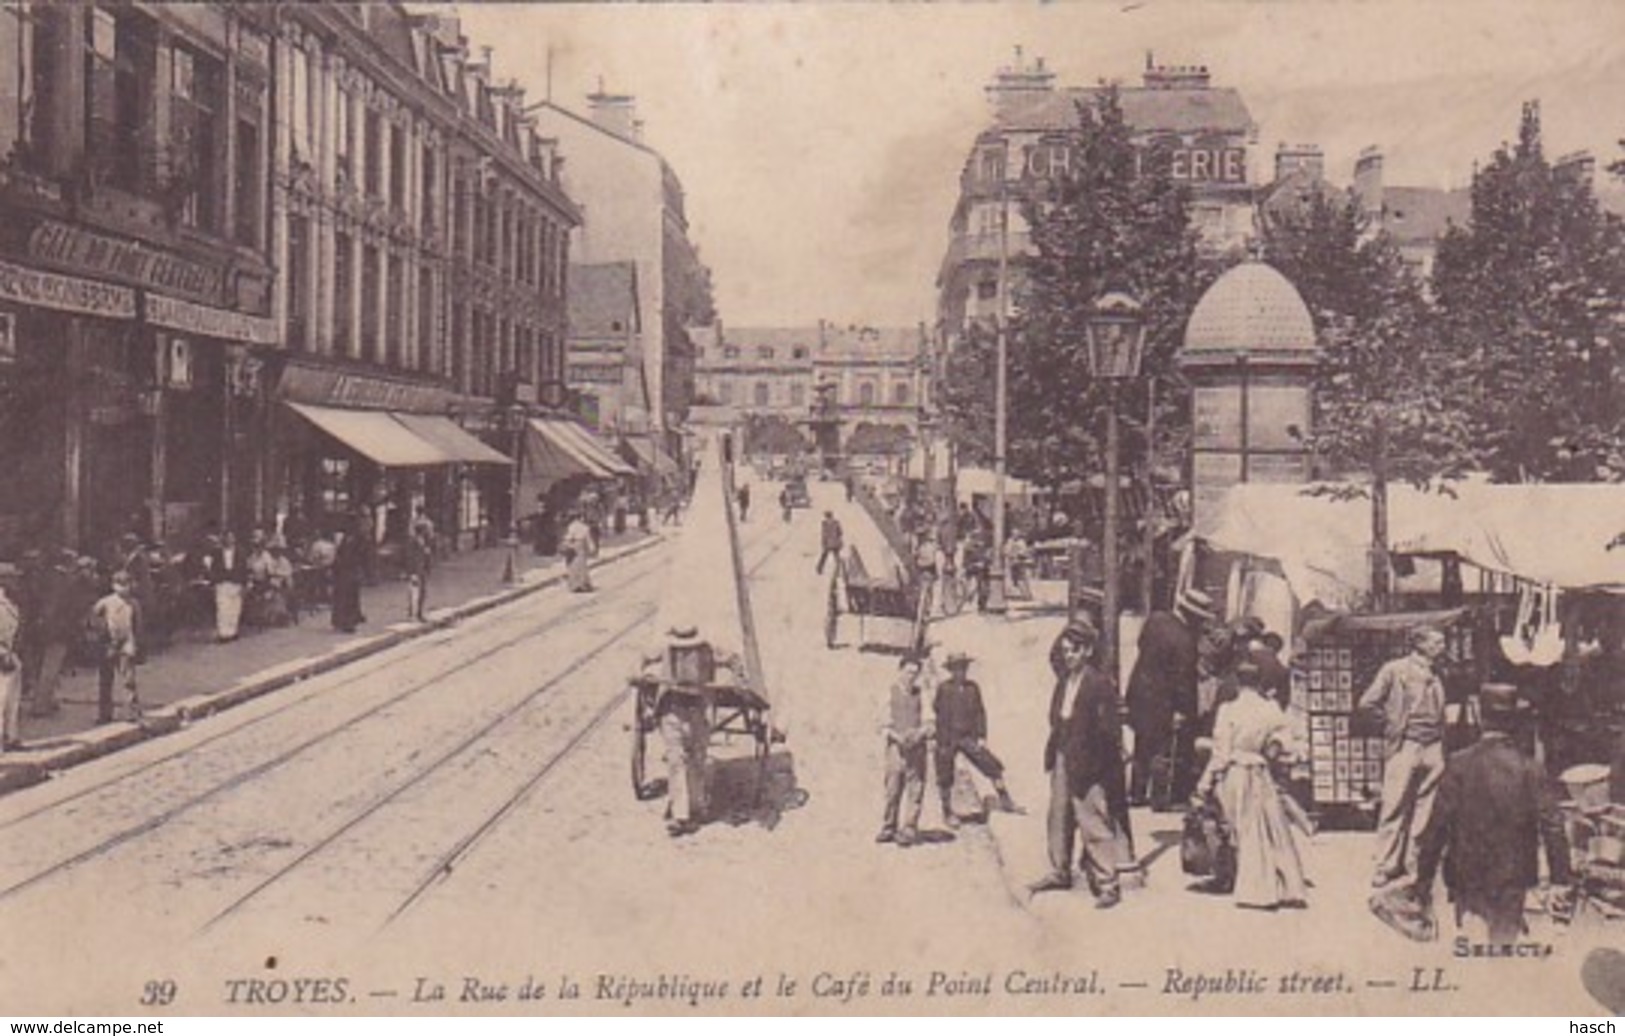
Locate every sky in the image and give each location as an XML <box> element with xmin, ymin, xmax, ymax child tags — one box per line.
<box><xmin>451</xmin><ymin>1</ymin><xmax>1625</xmax><ymax>328</ymax></box>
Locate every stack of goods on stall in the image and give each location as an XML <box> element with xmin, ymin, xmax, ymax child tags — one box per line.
<box><xmin>1293</xmin><ymin>617</ymin><xmax>1477</xmax><ymax>822</ymax></box>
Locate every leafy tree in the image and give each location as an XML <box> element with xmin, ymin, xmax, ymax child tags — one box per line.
<box><xmin>1262</xmin><ymin>188</ymin><xmax>1475</xmax><ymax>602</ymax></box>
<box><xmin>1010</xmin><ymin>88</ymin><xmax>1208</xmax><ymax>506</ymax></box>
<box><xmin>1432</xmin><ymin>101</ymin><xmax>1625</xmax><ymax>482</ymax></box>
<box><xmin>741</xmin><ymin>412</ymin><xmax>809</xmax><ymax>457</ymax></box>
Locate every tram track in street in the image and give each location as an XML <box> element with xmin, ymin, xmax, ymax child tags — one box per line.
<box><xmin>197</xmin><ymin>523</ymin><xmax>797</xmax><ymax>939</ymax></box>
<box><xmin>0</xmin><ymin>543</ymin><xmax>679</xmax><ymax>903</ymax></box>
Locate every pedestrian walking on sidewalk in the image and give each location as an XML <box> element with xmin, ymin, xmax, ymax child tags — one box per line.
<box><xmin>1194</xmin><ymin>662</ymin><xmax>1308</xmax><ymax>910</ymax></box>
<box><xmin>1409</xmin><ymin>684</ymin><xmax>1573</xmax><ymax>942</ymax></box>
<box><xmin>1125</xmin><ymin>588</ymin><xmax>1214</xmax><ymax>809</ymax></box>
<box><xmin>330</xmin><ymin>523</ymin><xmax>367</xmax><ymax>634</ymax></box>
<box><xmin>0</xmin><ymin>567</ymin><xmax>23</xmax><ymax>750</ymax></box>
<box><xmin>933</xmin><ymin>652</ymin><xmax>1018</xmax><ymax>826</ymax></box>
<box><xmin>1031</xmin><ymin>620</ymin><xmax>1133</xmax><ymax>907</ymax></box>
<box><xmin>207</xmin><ymin>530</ymin><xmax>248</xmax><ymax>643</ymax></box>
<box><xmin>91</xmin><ymin>571</ymin><xmax>142</xmax><ymax>723</ymax></box>
<box><xmin>878</xmin><ymin>650</ymin><xmax>935</xmax><ymax>847</ymax></box>
<box><xmin>30</xmin><ymin>553</ymin><xmax>87</xmax><ymax>717</ymax></box>
<box><xmin>817</xmin><ymin>512</ymin><xmax>844</xmax><ymax>575</ymax></box>
<box><xmin>563</xmin><ymin>512</ymin><xmax>596</xmax><ymax>593</ymax></box>
<box><xmin>404</xmin><ymin>522</ymin><xmax>433</xmax><ymax>622</ymax></box>
<box><xmin>736</xmin><ymin>482</ymin><xmax>751</xmax><ymax>523</ymax></box>
<box><xmin>1362</xmin><ymin>625</ymin><xmax>1449</xmax><ymax>889</ymax></box>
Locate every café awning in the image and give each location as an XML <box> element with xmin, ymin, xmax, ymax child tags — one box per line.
<box><xmin>286</xmin><ymin>402</ymin><xmax>452</xmax><ymax>468</ymax></box>
<box><xmin>549</xmin><ymin>419</ymin><xmax>637</xmax><ymax>477</ymax></box>
<box><xmin>391</xmin><ymin>413</ymin><xmax>512</xmax><ymax>466</ymax></box>
<box><xmin>624</xmin><ymin>435</ymin><xmax>680</xmax><ymax>477</ymax></box>
<box><xmin>526</xmin><ymin>418</ymin><xmax>618</xmax><ymax>480</ymax></box>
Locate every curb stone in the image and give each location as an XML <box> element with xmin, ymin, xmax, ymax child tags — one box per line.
<box><xmin>0</xmin><ymin>535</ymin><xmax>665</xmax><ymax>795</ymax></box>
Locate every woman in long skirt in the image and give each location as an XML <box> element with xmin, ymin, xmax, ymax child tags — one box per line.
<box><xmin>562</xmin><ymin>513</ymin><xmax>595</xmax><ymax>593</ymax></box>
<box><xmin>1196</xmin><ymin>662</ymin><xmax>1308</xmax><ymax>909</ymax></box>
<box><xmin>330</xmin><ymin>527</ymin><xmax>366</xmax><ymax>633</ymax></box>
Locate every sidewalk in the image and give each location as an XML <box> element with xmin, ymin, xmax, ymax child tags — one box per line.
<box><xmin>0</xmin><ymin>528</ymin><xmax>665</xmax><ymax>794</ymax></box>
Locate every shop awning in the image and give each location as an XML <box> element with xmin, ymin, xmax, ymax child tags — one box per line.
<box><xmin>548</xmin><ymin>419</ymin><xmax>637</xmax><ymax>477</ymax></box>
<box><xmin>391</xmin><ymin>413</ymin><xmax>512</xmax><ymax>466</ymax></box>
<box><xmin>286</xmin><ymin>402</ymin><xmax>453</xmax><ymax>468</ymax></box>
<box><xmin>526</xmin><ymin>418</ymin><xmax>618</xmax><ymax>480</ymax></box>
<box><xmin>624</xmin><ymin>435</ymin><xmax>680</xmax><ymax>476</ymax></box>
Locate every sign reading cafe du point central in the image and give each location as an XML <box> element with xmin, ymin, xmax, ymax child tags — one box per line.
<box><xmin>1019</xmin><ymin>140</ymin><xmax>1248</xmax><ymax>186</ymax></box>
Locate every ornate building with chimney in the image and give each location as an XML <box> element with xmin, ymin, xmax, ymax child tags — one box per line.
<box><xmin>936</xmin><ymin>49</ymin><xmax>1258</xmax><ymax>345</ymax></box>
<box><xmin>270</xmin><ymin>5</ymin><xmax>579</xmax><ymax>549</ymax></box>
<box><xmin>530</xmin><ymin>89</ymin><xmax>713</xmax><ymax>458</ymax></box>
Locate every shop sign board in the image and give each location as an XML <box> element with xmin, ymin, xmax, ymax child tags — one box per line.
<box><xmin>0</xmin><ymin>257</ymin><xmax>137</xmax><ymax>319</ymax></box>
<box><xmin>146</xmin><ymin>293</ymin><xmax>279</xmax><ymax>346</ymax></box>
<box><xmin>26</xmin><ymin>219</ymin><xmax>226</xmax><ymax>306</ymax></box>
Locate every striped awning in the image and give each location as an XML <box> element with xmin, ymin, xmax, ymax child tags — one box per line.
<box><xmin>543</xmin><ymin>418</ymin><xmax>636</xmax><ymax>477</ymax></box>
<box><xmin>286</xmin><ymin>402</ymin><xmax>452</xmax><ymax>468</ymax></box>
<box><xmin>392</xmin><ymin>413</ymin><xmax>512</xmax><ymax>466</ymax></box>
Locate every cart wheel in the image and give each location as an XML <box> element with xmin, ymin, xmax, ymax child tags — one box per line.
<box><xmin>825</xmin><ymin>575</ymin><xmax>840</xmax><ymax>649</ymax></box>
<box><xmin>631</xmin><ymin>721</ymin><xmax>657</xmax><ymax>800</ymax></box>
<box><xmin>752</xmin><ymin>718</ymin><xmax>773</xmax><ymax>806</ymax></box>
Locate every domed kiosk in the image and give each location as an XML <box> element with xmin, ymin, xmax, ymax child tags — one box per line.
<box><xmin>1178</xmin><ymin>261</ymin><xmax>1319</xmax><ymax>522</ymax></box>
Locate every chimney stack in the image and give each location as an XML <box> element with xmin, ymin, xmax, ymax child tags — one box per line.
<box><xmin>587</xmin><ymin>84</ymin><xmax>640</xmax><ymax>142</ymax></box>
<box><xmin>985</xmin><ymin>45</ymin><xmax>1056</xmax><ymax>120</ymax></box>
<box><xmin>1274</xmin><ymin>143</ymin><xmax>1324</xmax><ymax>183</ymax></box>
<box><xmin>1354</xmin><ymin>145</ymin><xmax>1384</xmax><ymax>218</ymax></box>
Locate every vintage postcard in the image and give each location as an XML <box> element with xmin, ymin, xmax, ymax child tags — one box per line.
<box><xmin>0</xmin><ymin>0</ymin><xmax>1623</xmax><ymax>1018</ymax></box>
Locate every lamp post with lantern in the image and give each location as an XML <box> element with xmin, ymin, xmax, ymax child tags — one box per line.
<box><xmin>1083</xmin><ymin>291</ymin><xmax>1147</xmax><ymax>679</ymax></box>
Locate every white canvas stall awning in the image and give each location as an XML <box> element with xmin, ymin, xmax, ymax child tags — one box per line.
<box><xmin>391</xmin><ymin>413</ymin><xmax>512</xmax><ymax>466</ymax></box>
<box><xmin>286</xmin><ymin>402</ymin><xmax>453</xmax><ymax>468</ymax></box>
<box><xmin>1199</xmin><ymin>480</ymin><xmax>1625</xmax><ymax>606</ymax></box>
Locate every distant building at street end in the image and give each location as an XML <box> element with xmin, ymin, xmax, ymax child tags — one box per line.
<box><xmin>530</xmin><ymin>89</ymin><xmax>715</xmax><ymax>452</ymax></box>
<box><xmin>566</xmin><ymin>262</ymin><xmax>647</xmax><ymax>436</ymax></box>
<box><xmin>693</xmin><ymin>321</ymin><xmax>929</xmax><ymax>457</ymax></box>
<box><xmin>937</xmin><ymin>48</ymin><xmax>1259</xmax><ymax>342</ymax></box>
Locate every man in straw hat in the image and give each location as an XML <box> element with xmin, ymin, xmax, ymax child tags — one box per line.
<box><xmin>1408</xmin><ymin>683</ymin><xmax>1572</xmax><ymax>943</ymax></box>
<box><xmin>637</xmin><ymin>623</ymin><xmax>743</xmax><ymax>837</ymax></box>
<box><xmin>933</xmin><ymin>651</ymin><xmax>1018</xmax><ymax>826</ymax></box>
<box><xmin>1125</xmin><ymin>587</ymin><xmax>1215</xmax><ymax>807</ymax></box>
<box><xmin>1030</xmin><ymin>619</ymin><xmax>1133</xmax><ymax>907</ymax></box>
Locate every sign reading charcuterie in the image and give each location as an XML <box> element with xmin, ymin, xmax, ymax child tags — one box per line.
<box><xmin>0</xmin><ymin>257</ymin><xmax>137</xmax><ymax>319</ymax></box>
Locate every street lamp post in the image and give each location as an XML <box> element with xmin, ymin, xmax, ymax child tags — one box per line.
<box><xmin>1084</xmin><ymin>292</ymin><xmax>1147</xmax><ymax>680</ymax></box>
<box><xmin>502</xmin><ymin>403</ymin><xmax>526</xmax><ymax>585</ymax></box>
<box><xmin>986</xmin><ymin>167</ymin><xmax>1012</xmax><ymax>615</ymax></box>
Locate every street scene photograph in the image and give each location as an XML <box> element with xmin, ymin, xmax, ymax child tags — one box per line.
<box><xmin>2</xmin><ymin>0</ymin><xmax>1625</xmax><ymax>1018</ymax></box>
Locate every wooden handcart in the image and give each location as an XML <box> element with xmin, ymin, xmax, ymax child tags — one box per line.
<box><xmin>629</xmin><ymin>677</ymin><xmax>775</xmax><ymax>804</ymax></box>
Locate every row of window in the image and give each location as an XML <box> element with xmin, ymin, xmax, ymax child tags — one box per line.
<box><xmin>0</xmin><ymin>6</ymin><xmax>269</xmax><ymax>246</ymax></box>
<box><xmin>284</xmin><ymin>210</ymin><xmax>558</xmax><ymax>394</ymax></box>
<box><xmin>287</xmin><ymin>35</ymin><xmax>567</xmax><ymax>296</ymax></box>
<box><xmin>706</xmin><ymin>344</ymin><xmax>812</xmax><ymax>361</ymax></box>
<box><xmin>704</xmin><ymin>380</ymin><xmax>912</xmax><ymax>408</ymax></box>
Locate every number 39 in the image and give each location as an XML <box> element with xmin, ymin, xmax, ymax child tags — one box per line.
<box><xmin>140</xmin><ymin>980</ymin><xmax>177</xmax><ymax>1006</ymax></box>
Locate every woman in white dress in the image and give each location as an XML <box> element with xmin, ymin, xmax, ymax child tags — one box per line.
<box><xmin>1196</xmin><ymin>662</ymin><xmax>1309</xmax><ymax>909</ymax></box>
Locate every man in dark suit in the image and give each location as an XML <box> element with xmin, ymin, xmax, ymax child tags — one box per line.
<box><xmin>1030</xmin><ymin>620</ymin><xmax>1132</xmax><ymax>907</ymax></box>
<box><xmin>1125</xmin><ymin>588</ymin><xmax>1215</xmax><ymax>807</ymax></box>
<box><xmin>1411</xmin><ymin>683</ymin><xmax>1572</xmax><ymax>943</ymax></box>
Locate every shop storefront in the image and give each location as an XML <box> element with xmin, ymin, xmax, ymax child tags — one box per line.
<box><xmin>275</xmin><ymin>360</ymin><xmax>512</xmax><ymax>557</ymax></box>
<box><xmin>0</xmin><ymin>210</ymin><xmax>275</xmax><ymax>559</ymax></box>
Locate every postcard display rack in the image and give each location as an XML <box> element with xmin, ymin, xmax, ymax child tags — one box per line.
<box><xmin>1293</xmin><ymin>615</ymin><xmax>1477</xmax><ymax>825</ymax></box>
